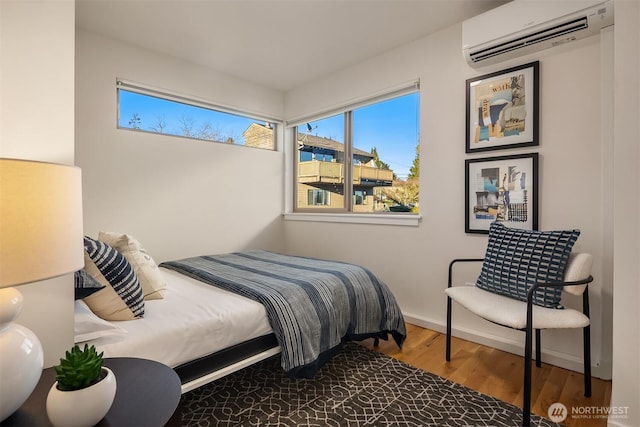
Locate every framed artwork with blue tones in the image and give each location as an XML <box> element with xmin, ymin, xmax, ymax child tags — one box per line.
<box><xmin>465</xmin><ymin>153</ymin><xmax>538</xmax><ymax>234</ymax></box>
<box><xmin>466</xmin><ymin>61</ymin><xmax>539</xmax><ymax>153</ymax></box>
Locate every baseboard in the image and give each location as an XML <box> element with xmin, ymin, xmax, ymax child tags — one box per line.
<box><xmin>403</xmin><ymin>312</ymin><xmax>446</xmax><ymax>333</ymax></box>
<box><xmin>402</xmin><ymin>311</ymin><xmax>611</xmax><ymax>380</ymax></box>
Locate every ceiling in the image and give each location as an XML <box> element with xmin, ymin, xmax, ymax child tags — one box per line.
<box><xmin>76</xmin><ymin>0</ymin><xmax>508</xmax><ymax>92</ymax></box>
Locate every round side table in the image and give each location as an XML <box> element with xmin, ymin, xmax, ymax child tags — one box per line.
<box><xmin>1</xmin><ymin>358</ymin><xmax>182</xmax><ymax>427</ymax></box>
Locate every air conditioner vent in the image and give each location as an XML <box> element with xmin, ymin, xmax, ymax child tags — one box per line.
<box><xmin>469</xmin><ymin>17</ymin><xmax>589</xmax><ymax>63</ymax></box>
<box><xmin>463</xmin><ymin>0</ymin><xmax>613</xmax><ymax>68</ymax></box>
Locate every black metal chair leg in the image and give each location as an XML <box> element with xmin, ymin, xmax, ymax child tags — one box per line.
<box><xmin>583</xmin><ymin>289</ymin><xmax>592</xmax><ymax>397</ymax></box>
<box><xmin>584</xmin><ymin>325</ymin><xmax>592</xmax><ymax>396</ymax></box>
<box><xmin>523</xmin><ymin>331</ymin><xmax>532</xmax><ymax>426</ymax></box>
<box><xmin>523</xmin><ymin>305</ymin><xmax>533</xmax><ymax>427</ymax></box>
<box><xmin>535</xmin><ymin>329</ymin><xmax>541</xmax><ymax>368</ymax></box>
<box><xmin>446</xmin><ymin>296</ymin><xmax>452</xmax><ymax>361</ymax></box>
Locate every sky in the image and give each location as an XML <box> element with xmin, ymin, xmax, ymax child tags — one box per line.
<box><xmin>119</xmin><ymin>90</ymin><xmax>419</xmax><ymax>179</ymax></box>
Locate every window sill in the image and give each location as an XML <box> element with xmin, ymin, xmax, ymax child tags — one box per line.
<box><xmin>283</xmin><ymin>212</ymin><xmax>421</xmax><ymax>227</ymax></box>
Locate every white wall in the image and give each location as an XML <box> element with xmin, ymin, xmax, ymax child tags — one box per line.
<box><xmin>609</xmin><ymin>1</ymin><xmax>640</xmax><ymax>426</ymax></box>
<box><xmin>0</xmin><ymin>0</ymin><xmax>76</xmax><ymax>367</ymax></box>
<box><xmin>284</xmin><ymin>23</ymin><xmax>612</xmax><ymax>378</ymax></box>
<box><xmin>75</xmin><ymin>30</ymin><xmax>286</xmax><ymax>262</ymax></box>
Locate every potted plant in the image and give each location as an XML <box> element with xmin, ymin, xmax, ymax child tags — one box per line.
<box><xmin>46</xmin><ymin>344</ymin><xmax>117</xmax><ymax>427</ymax></box>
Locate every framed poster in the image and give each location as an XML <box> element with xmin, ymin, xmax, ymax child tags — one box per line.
<box><xmin>465</xmin><ymin>153</ymin><xmax>538</xmax><ymax>234</ymax></box>
<box><xmin>466</xmin><ymin>61</ymin><xmax>539</xmax><ymax>153</ymax></box>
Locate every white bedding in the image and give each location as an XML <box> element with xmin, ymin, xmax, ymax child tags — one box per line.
<box><xmin>82</xmin><ymin>267</ymin><xmax>273</xmax><ymax>369</ymax></box>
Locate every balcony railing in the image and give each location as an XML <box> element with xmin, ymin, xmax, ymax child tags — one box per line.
<box><xmin>298</xmin><ymin>160</ymin><xmax>393</xmax><ymax>186</ymax></box>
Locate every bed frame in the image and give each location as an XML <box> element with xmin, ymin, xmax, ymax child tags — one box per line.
<box><xmin>174</xmin><ymin>334</ymin><xmax>280</xmax><ymax>393</ymax></box>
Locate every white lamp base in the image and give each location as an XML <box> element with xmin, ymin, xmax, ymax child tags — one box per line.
<box><xmin>0</xmin><ymin>287</ymin><xmax>44</xmax><ymax>422</ymax></box>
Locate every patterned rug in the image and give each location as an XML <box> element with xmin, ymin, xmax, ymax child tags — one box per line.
<box><xmin>180</xmin><ymin>342</ymin><xmax>558</xmax><ymax>426</ymax></box>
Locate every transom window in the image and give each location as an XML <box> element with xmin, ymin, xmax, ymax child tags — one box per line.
<box><xmin>117</xmin><ymin>80</ymin><xmax>278</xmax><ymax>150</ymax></box>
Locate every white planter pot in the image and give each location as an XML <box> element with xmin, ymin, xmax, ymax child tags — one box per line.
<box><xmin>46</xmin><ymin>367</ymin><xmax>117</xmax><ymax>427</ymax></box>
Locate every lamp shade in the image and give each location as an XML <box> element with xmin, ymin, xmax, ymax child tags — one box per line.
<box><xmin>0</xmin><ymin>158</ymin><xmax>84</xmax><ymax>421</ymax></box>
<box><xmin>0</xmin><ymin>158</ymin><xmax>84</xmax><ymax>287</ymax></box>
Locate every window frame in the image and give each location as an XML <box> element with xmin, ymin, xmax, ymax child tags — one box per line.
<box><xmin>286</xmin><ymin>82</ymin><xmax>421</xmax><ymax>226</ymax></box>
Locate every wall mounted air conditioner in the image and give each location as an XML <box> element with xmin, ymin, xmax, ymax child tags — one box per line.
<box><xmin>463</xmin><ymin>0</ymin><xmax>614</xmax><ymax>68</ymax></box>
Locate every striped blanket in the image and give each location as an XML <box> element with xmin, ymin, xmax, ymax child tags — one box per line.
<box><xmin>160</xmin><ymin>250</ymin><xmax>406</xmax><ymax>377</ymax></box>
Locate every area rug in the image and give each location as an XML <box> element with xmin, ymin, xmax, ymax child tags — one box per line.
<box><xmin>180</xmin><ymin>342</ymin><xmax>558</xmax><ymax>426</ymax></box>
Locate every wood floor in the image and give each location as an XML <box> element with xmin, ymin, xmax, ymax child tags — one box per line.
<box><xmin>360</xmin><ymin>323</ymin><xmax>612</xmax><ymax>427</ymax></box>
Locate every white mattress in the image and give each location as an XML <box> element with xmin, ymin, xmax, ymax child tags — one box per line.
<box><xmin>85</xmin><ymin>268</ymin><xmax>273</xmax><ymax>368</ymax></box>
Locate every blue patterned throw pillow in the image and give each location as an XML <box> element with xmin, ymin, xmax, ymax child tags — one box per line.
<box><xmin>477</xmin><ymin>223</ymin><xmax>580</xmax><ymax>308</ymax></box>
<box><xmin>82</xmin><ymin>236</ymin><xmax>145</xmax><ymax>320</ymax></box>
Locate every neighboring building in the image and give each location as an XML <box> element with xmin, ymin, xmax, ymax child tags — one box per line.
<box><xmin>243</xmin><ymin>122</ymin><xmax>276</xmax><ymax>150</ymax></box>
<box><xmin>244</xmin><ymin>123</ymin><xmax>394</xmax><ymax>212</ymax></box>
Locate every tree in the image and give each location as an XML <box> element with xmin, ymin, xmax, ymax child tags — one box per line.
<box><xmin>408</xmin><ymin>143</ymin><xmax>420</xmax><ymax>179</ymax></box>
<box><xmin>128</xmin><ymin>113</ymin><xmax>141</xmax><ymax>130</ymax></box>
<box><xmin>382</xmin><ymin>178</ymin><xmax>419</xmax><ymax>210</ymax></box>
<box><xmin>151</xmin><ymin>115</ymin><xmax>167</xmax><ymax>133</ymax></box>
<box><xmin>134</xmin><ymin>112</ymin><xmax>236</xmax><ymax>144</ymax></box>
<box><xmin>197</xmin><ymin>122</ymin><xmax>219</xmax><ymax>141</ymax></box>
<box><xmin>179</xmin><ymin>115</ymin><xmax>196</xmax><ymax>138</ymax></box>
<box><xmin>373</xmin><ymin>143</ymin><xmax>420</xmax><ymax>211</ymax></box>
<box><xmin>370</xmin><ymin>147</ymin><xmax>391</xmax><ymax>170</ymax></box>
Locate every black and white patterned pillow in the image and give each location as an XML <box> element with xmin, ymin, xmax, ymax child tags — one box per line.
<box><xmin>83</xmin><ymin>236</ymin><xmax>145</xmax><ymax>319</ymax></box>
<box><xmin>477</xmin><ymin>222</ymin><xmax>580</xmax><ymax>308</ymax></box>
<box><xmin>73</xmin><ymin>269</ymin><xmax>104</xmax><ymax>300</ymax></box>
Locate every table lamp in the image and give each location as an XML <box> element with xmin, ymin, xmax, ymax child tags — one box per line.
<box><xmin>0</xmin><ymin>158</ymin><xmax>83</xmax><ymax>421</ymax></box>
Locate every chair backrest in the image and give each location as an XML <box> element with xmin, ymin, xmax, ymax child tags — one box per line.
<box><xmin>563</xmin><ymin>252</ymin><xmax>593</xmax><ymax>296</ymax></box>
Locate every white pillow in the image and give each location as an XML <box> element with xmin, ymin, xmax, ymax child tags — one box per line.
<box><xmin>74</xmin><ymin>300</ymin><xmax>127</xmax><ymax>343</ymax></box>
<box><xmin>98</xmin><ymin>231</ymin><xmax>167</xmax><ymax>300</ymax></box>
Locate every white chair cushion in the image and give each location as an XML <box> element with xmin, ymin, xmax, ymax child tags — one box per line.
<box><xmin>563</xmin><ymin>252</ymin><xmax>593</xmax><ymax>296</ymax></box>
<box><xmin>445</xmin><ymin>285</ymin><xmax>590</xmax><ymax>330</ymax></box>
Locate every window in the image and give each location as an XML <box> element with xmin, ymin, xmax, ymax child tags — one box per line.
<box><xmin>292</xmin><ymin>87</ymin><xmax>420</xmax><ymax>214</ymax></box>
<box><xmin>354</xmin><ymin>190</ymin><xmax>367</xmax><ymax>205</ymax></box>
<box><xmin>308</xmin><ymin>189</ymin><xmax>331</xmax><ymax>206</ymax></box>
<box><xmin>296</xmin><ymin>114</ymin><xmax>345</xmax><ymax>210</ymax></box>
<box><xmin>117</xmin><ymin>80</ymin><xmax>278</xmax><ymax>150</ymax></box>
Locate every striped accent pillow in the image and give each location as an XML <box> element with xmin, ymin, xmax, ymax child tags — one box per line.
<box><xmin>73</xmin><ymin>269</ymin><xmax>104</xmax><ymax>300</ymax></box>
<box><xmin>477</xmin><ymin>223</ymin><xmax>580</xmax><ymax>309</ymax></box>
<box><xmin>82</xmin><ymin>236</ymin><xmax>145</xmax><ymax>320</ymax></box>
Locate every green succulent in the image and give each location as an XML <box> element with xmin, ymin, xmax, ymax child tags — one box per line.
<box><xmin>54</xmin><ymin>344</ymin><xmax>105</xmax><ymax>391</ymax></box>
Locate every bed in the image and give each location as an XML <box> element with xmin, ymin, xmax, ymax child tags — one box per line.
<box><xmin>75</xmin><ymin>267</ymin><xmax>278</xmax><ymax>392</ymax></box>
<box><xmin>76</xmin><ymin>235</ymin><xmax>406</xmax><ymax>393</ymax></box>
